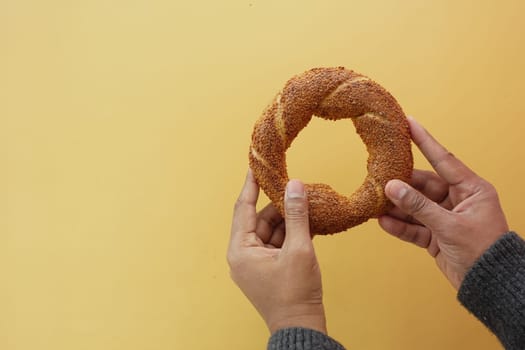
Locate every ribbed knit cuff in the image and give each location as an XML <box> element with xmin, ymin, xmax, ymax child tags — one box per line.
<box><xmin>458</xmin><ymin>231</ymin><xmax>525</xmax><ymax>349</ymax></box>
<box><xmin>267</xmin><ymin>327</ymin><xmax>345</xmax><ymax>350</ymax></box>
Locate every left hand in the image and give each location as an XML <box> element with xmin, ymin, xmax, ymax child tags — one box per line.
<box><xmin>378</xmin><ymin>117</ymin><xmax>509</xmax><ymax>289</ymax></box>
<box><xmin>227</xmin><ymin>170</ymin><xmax>326</xmax><ymax>334</ymax></box>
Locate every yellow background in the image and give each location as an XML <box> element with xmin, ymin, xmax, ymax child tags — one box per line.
<box><xmin>3</xmin><ymin>0</ymin><xmax>525</xmax><ymax>349</ymax></box>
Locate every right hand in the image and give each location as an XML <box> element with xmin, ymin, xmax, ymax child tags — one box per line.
<box><xmin>379</xmin><ymin>117</ymin><xmax>509</xmax><ymax>290</ymax></box>
<box><xmin>228</xmin><ymin>173</ymin><xmax>326</xmax><ymax>334</ymax></box>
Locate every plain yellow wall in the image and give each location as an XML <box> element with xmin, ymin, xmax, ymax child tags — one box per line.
<box><xmin>3</xmin><ymin>0</ymin><xmax>525</xmax><ymax>349</ymax></box>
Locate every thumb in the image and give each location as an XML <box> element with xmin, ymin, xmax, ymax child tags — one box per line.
<box><xmin>385</xmin><ymin>179</ymin><xmax>450</xmax><ymax>228</ymax></box>
<box><xmin>283</xmin><ymin>179</ymin><xmax>312</xmax><ymax>251</ymax></box>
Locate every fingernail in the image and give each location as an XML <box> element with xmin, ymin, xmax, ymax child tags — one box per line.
<box><xmin>286</xmin><ymin>179</ymin><xmax>305</xmax><ymax>199</ymax></box>
<box><xmin>387</xmin><ymin>180</ymin><xmax>407</xmax><ymax>200</ymax></box>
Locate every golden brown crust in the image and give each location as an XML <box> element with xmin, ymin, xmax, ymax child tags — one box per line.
<box><xmin>249</xmin><ymin>67</ymin><xmax>413</xmax><ymax>234</ymax></box>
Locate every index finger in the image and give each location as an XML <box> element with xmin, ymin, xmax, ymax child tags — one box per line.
<box><xmin>230</xmin><ymin>170</ymin><xmax>260</xmax><ymax>242</ymax></box>
<box><xmin>410</xmin><ymin>169</ymin><xmax>448</xmax><ymax>203</ymax></box>
<box><xmin>409</xmin><ymin>117</ymin><xmax>476</xmax><ymax>185</ymax></box>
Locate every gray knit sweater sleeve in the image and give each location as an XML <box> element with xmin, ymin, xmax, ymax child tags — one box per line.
<box><xmin>267</xmin><ymin>328</ymin><xmax>345</xmax><ymax>350</ymax></box>
<box><xmin>458</xmin><ymin>231</ymin><xmax>525</xmax><ymax>349</ymax></box>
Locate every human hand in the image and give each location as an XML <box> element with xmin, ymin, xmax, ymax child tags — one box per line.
<box><xmin>227</xmin><ymin>171</ymin><xmax>326</xmax><ymax>334</ymax></box>
<box><xmin>379</xmin><ymin>118</ymin><xmax>509</xmax><ymax>290</ymax></box>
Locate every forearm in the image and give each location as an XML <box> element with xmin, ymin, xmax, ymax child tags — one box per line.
<box><xmin>458</xmin><ymin>231</ymin><xmax>525</xmax><ymax>349</ymax></box>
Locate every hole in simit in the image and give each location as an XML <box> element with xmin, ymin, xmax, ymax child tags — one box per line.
<box><xmin>286</xmin><ymin>116</ymin><xmax>368</xmax><ymax>197</ymax></box>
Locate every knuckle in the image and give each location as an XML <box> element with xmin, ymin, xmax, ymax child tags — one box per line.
<box><xmin>407</xmin><ymin>192</ymin><xmax>428</xmax><ymax>215</ymax></box>
<box><xmin>397</xmin><ymin>224</ymin><xmax>421</xmax><ymax>246</ymax></box>
<box><xmin>290</xmin><ymin>244</ymin><xmax>314</xmax><ymax>258</ymax></box>
<box><xmin>233</xmin><ymin>198</ymin><xmax>244</xmax><ymax>211</ymax></box>
<box><xmin>427</xmin><ymin>243</ymin><xmax>439</xmax><ymax>257</ymax></box>
<box><xmin>285</xmin><ymin>202</ymin><xmax>308</xmax><ymax>220</ymax></box>
<box><xmin>481</xmin><ymin>180</ymin><xmax>497</xmax><ymax>196</ymax></box>
<box><xmin>466</xmin><ymin>177</ymin><xmax>485</xmax><ymax>192</ymax></box>
<box><xmin>398</xmin><ymin>226</ymin><xmax>415</xmax><ymax>243</ymax></box>
<box><xmin>430</xmin><ymin>151</ymin><xmax>454</xmax><ymax>168</ymax></box>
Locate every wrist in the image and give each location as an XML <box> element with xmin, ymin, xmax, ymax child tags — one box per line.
<box><xmin>267</xmin><ymin>303</ymin><xmax>327</xmax><ymax>335</ymax></box>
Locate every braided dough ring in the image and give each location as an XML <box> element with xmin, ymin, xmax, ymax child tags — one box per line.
<box><xmin>249</xmin><ymin>67</ymin><xmax>413</xmax><ymax>235</ymax></box>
